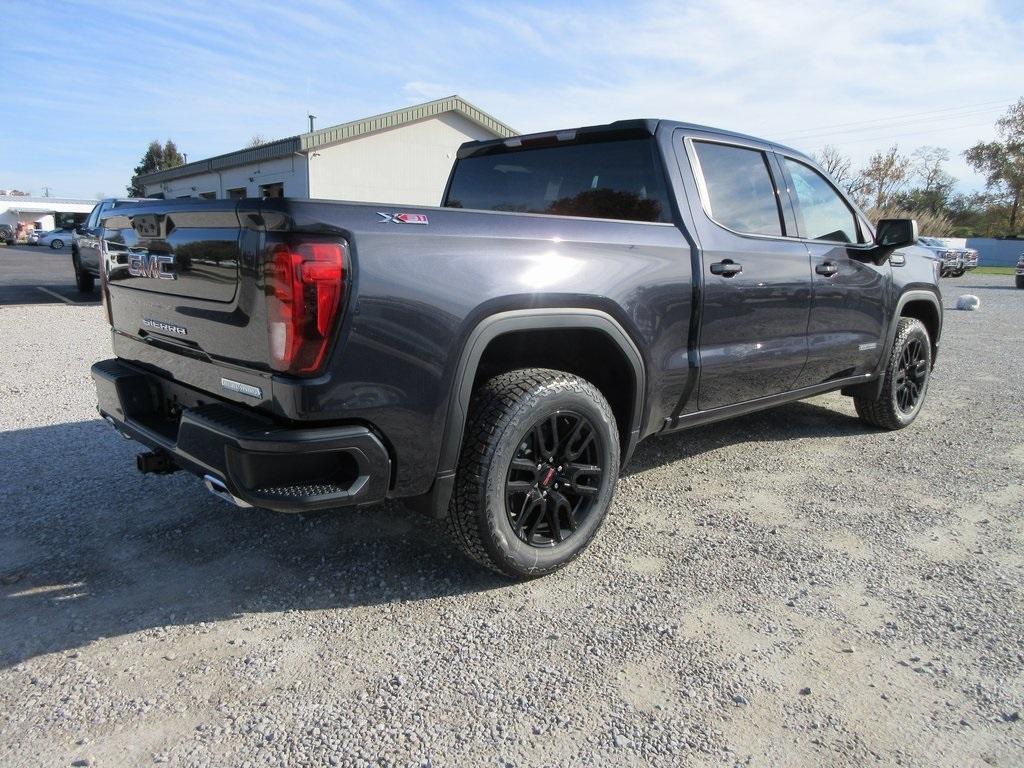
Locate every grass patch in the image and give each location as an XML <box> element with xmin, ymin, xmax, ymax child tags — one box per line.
<box><xmin>972</xmin><ymin>266</ymin><xmax>1015</xmax><ymax>275</ymax></box>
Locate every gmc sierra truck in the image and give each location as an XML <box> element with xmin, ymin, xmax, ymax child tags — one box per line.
<box><xmin>90</xmin><ymin>119</ymin><xmax>942</xmax><ymax>579</ymax></box>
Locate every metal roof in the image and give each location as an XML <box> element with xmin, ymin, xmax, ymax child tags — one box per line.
<box><xmin>137</xmin><ymin>96</ymin><xmax>517</xmax><ymax>186</ymax></box>
<box><xmin>300</xmin><ymin>95</ymin><xmax>517</xmax><ymax>151</ymax></box>
<box><xmin>0</xmin><ymin>194</ymin><xmax>95</xmax><ymax>205</ymax></box>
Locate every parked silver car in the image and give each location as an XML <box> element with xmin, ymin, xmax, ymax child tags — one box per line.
<box><xmin>37</xmin><ymin>229</ymin><xmax>73</xmax><ymax>249</ymax></box>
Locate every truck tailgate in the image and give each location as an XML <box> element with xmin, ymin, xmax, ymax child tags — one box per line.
<box><xmin>102</xmin><ymin>199</ymin><xmax>271</xmax><ymax>371</ymax></box>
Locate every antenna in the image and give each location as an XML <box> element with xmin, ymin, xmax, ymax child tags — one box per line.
<box><xmin>308</xmin><ymin>113</ymin><xmax>316</xmax><ymax>133</ymax></box>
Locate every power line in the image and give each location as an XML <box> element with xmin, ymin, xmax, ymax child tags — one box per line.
<box><xmin>798</xmin><ymin>119</ymin><xmax>998</xmax><ymax>153</ymax></box>
<box><xmin>777</xmin><ymin>97</ymin><xmax>1013</xmax><ymax>138</ymax></box>
<box><xmin>779</xmin><ymin>106</ymin><xmax>1007</xmax><ymax>143</ymax></box>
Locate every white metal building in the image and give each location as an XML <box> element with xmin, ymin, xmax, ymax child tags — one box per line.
<box><xmin>0</xmin><ymin>195</ymin><xmax>96</xmax><ymax>238</ymax></box>
<box><xmin>137</xmin><ymin>96</ymin><xmax>517</xmax><ymax>206</ymax></box>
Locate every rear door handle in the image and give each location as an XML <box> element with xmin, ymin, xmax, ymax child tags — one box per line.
<box><xmin>710</xmin><ymin>260</ymin><xmax>742</xmax><ymax>277</ymax></box>
<box><xmin>816</xmin><ymin>261</ymin><xmax>839</xmax><ymax>277</ymax></box>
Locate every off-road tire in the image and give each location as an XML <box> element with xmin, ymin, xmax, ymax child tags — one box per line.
<box><xmin>73</xmin><ymin>252</ymin><xmax>94</xmax><ymax>293</ymax></box>
<box><xmin>854</xmin><ymin>317</ymin><xmax>931</xmax><ymax>430</ymax></box>
<box><xmin>447</xmin><ymin>368</ymin><xmax>620</xmax><ymax>580</ymax></box>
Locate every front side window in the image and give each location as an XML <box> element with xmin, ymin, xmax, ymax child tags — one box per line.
<box><xmin>692</xmin><ymin>141</ymin><xmax>783</xmax><ymax>236</ymax></box>
<box><xmin>444</xmin><ymin>138</ymin><xmax>672</xmax><ymax>223</ymax></box>
<box><xmin>86</xmin><ymin>204</ymin><xmax>101</xmax><ymax>230</ymax></box>
<box><xmin>784</xmin><ymin>158</ymin><xmax>861</xmax><ymax>243</ymax></box>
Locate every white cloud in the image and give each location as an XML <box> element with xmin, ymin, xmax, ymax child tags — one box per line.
<box><xmin>1</xmin><ymin>0</ymin><xmax>1021</xmax><ymax>196</ymax></box>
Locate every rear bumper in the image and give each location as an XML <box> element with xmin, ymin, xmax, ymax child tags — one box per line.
<box><xmin>92</xmin><ymin>358</ymin><xmax>391</xmax><ymax>512</ymax></box>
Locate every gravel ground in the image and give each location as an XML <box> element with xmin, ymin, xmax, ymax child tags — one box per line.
<box><xmin>0</xmin><ymin>273</ymin><xmax>1021</xmax><ymax>767</ymax></box>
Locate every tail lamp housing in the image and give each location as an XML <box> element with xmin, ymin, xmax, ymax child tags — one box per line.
<box><xmin>266</xmin><ymin>241</ymin><xmax>348</xmax><ymax>375</ymax></box>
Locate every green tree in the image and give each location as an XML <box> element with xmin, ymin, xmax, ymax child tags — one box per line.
<box><xmin>127</xmin><ymin>139</ymin><xmax>185</xmax><ymax>196</ymax></box>
<box><xmin>964</xmin><ymin>98</ymin><xmax>1024</xmax><ymax>235</ymax></box>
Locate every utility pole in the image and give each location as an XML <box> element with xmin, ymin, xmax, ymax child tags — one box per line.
<box><xmin>42</xmin><ymin>186</ymin><xmax>51</xmax><ymax>197</ymax></box>
<box><xmin>308</xmin><ymin>114</ymin><xmax>316</xmax><ymax>132</ymax></box>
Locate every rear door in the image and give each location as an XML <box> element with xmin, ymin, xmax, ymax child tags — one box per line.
<box><xmin>776</xmin><ymin>155</ymin><xmax>888</xmax><ymax>386</ymax></box>
<box><xmin>679</xmin><ymin>134</ymin><xmax>812</xmax><ymax>410</ymax></box>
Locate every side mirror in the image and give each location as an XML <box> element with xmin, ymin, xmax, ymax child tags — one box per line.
<box><xmin>870</xmin><ymin>218</ymin><xmax>917</xmax><ymax>265</ymax></box>
<box><xmin>875</xmin><ymin>218</ymin><xmax>917</xmax><ymax>249</ymax></box>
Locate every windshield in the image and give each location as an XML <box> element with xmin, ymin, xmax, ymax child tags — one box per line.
<box><xmin>444</xmin><ymin>138</ymin><xmax>672</xmax><ymax>223</ymax></box>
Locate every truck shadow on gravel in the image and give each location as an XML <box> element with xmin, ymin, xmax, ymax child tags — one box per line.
<box><xmin>624</xmin><ymin>398</ymin><xmax>872</xmax><ymax>477</ymax></box>
<box><xmin>0</xmin><ymin>399</ymin><xmax>869</xmax><ymax>666</ymax></box>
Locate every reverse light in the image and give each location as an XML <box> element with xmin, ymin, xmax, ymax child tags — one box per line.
<box><xmin>266</xmin><ymin>242</ymin><xmax>347</xmax><ymax>375</ymax></box>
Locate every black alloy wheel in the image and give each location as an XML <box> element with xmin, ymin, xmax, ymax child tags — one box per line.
<box><xmin>447</xmin><ymin>368</ymin><xmax>620</xmax><ymax>579</ymax></box>
<box><xmin>853</xmin><ymin>317</ymin><xmax>931</xmax><ymax>430</ymax></box>
<box><xmin>505</xmin><ymin>411</ymin><xmax>603</xmax><ymax>548</ymax></box>
<box><xmin>894</xmin><ymin>336</ymin><xmax>928</xmax><ymax>414</ymax></box>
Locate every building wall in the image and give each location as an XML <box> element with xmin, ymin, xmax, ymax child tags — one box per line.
<box><xmin>0</xmin><ymin>200</ymin><xmax>95</xmax><ymax>236</ymax></box>
<box><xmin>966</xmin><ymin>237</ymin><xmax>1024</xmax><ymax>267</ymax></box>
<box><xmin>307</xmin><ymin>113</ymin><xmax>497</xmax><ymax>206</ymax></box>
<box><xmin>142</xmin><ymin>154</ymin><xmax>309</xmax><ymax>200</ymax></box>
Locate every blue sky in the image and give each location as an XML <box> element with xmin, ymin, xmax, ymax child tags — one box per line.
<box><xmin>2</xmin><ymin>0</ymin><xmax>1022</xmax><ymax>199</ymax></box>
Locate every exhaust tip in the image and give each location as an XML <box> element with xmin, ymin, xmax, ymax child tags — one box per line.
<box><xmin>202</xmin><ymin>475</ymin><xmax>253</xmax><ymax>508</ymax></box>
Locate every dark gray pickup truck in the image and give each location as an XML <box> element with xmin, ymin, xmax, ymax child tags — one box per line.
<box><xmin>91</xmin><ymin>119</ymin><xmax>942</xmax><ymax>578</ymax></box>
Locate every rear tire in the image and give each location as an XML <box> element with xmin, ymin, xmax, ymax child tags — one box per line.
<box><xmin>447</xmin><ymin>368</ymin><xmax>620</xmax><ymax>580</ymax></box>
<box><xmin>854</xmin><ymin>318</ymin><xmax>931</xmax><ymax>430</ymax></box>
<box><xmin>73</xmin><ymin>252</ymin><xmax>94</xmax><ymax>293</ymax></box>
<box><xmin>1016</xmin><ymin>275</ymin><xmax>1024</xmax><ymax>289</ymax></box>
<box><xmin>50</xmin><ymin>239</ymin><xmax>64</xmax><ymax>249</ymax></box>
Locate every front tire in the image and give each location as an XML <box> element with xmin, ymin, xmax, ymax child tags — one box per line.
<box><xmin>1016</xmin><ymin>275</ymin><xmax>1024</xmax><ymax>289</ymax></box>
<box><xmin>73</xmin><ymin>252</ymin><xmax>94</xmax><ymax>293</ymax></box>
<box><xmin>854</xmin><ymin>318</ymin><xmax>931</xmax><ymax>430</ymax></box>
<box><xmin>447</xmin><ymin>368</ymin><xmax>620</xmax><ymax>579</ymax></box>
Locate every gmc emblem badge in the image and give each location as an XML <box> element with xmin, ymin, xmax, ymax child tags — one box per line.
<box><xmin>128</xmin><ymin>251</ymin><xmax>176</xmax><ymax>279</ymax></box>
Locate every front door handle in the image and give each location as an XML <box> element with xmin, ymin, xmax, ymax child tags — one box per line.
<box><xmin>710</xmin><ymin>259</ymin><xmax>742</xmax><ymax>277</ymax></box>
<box><xmin>816</xmin><ymin>261</ymin><xmax>839</xmax><ymax>277</ymax></box>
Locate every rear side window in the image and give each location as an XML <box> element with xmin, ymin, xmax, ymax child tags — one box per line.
<box><xmin>444</xmin><ymin>139</ymin><xmax>672</xmax><ymax>223</ymax></box>
<box><xmin>784</xmin><ymin>158</ymin><xmax>861</xmax><ymax>243</ymax></box>
<box><xmin>692</xmin><ymin>141</ymin><xmax>783</xmax><ymax>237</ymax></box>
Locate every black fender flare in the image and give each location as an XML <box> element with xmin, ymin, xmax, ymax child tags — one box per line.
<box><xmin>844</xmin><ymin>288</ymin><xmax>942</xmax><ymax>400</ymax></box>
<box><xmin>421</xmin><ymin>308</ymin><xmax>646</xmax><ymax>517</ymax></box>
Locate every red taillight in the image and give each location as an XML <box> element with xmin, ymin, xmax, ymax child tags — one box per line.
<box><xmin>266</xmin><ymin>242</ymin><xmax>346</xmax><ymax>375</ymax></box>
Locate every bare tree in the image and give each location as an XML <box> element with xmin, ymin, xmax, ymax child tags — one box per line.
<box><xmin>812</xmin><ymin>145</ymin><xmax>852</xmax><ymax>184</ymax></box>
<box><xmin>811</xmin><ymin>145</ymin><xmax>869</xmax><ymax>202</ymax></box>
<box><xmin>247</xmin><ymin>135</ymin><xmax>268</xmax><ymax>148</ymax></box>
<box><xmin>859</xmin><ymin>145</ymin><xmax>912</xmax><ymax>210</ymax></box>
